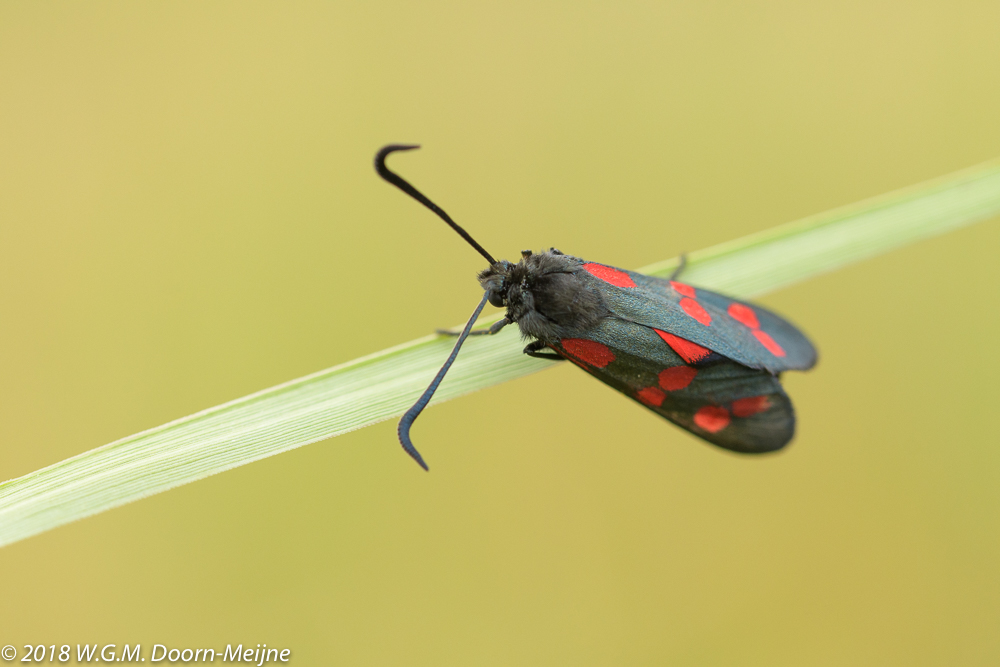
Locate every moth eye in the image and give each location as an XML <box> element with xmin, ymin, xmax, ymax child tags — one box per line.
<box><xmin>488</xmin><ymin>292</ymin><xmax>505</xmax><ymax>308</ymax></box>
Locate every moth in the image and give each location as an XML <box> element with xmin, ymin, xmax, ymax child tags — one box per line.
<box><xmin>376</xmin><ymin>144</ymin><xmax>817</xmax><ymax>470</ymax></box>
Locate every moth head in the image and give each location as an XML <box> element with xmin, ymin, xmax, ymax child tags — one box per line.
<box><xmin>478</xmin><ymin>259</ymin><xmax>516</xmax><ymax>307</ymax></box>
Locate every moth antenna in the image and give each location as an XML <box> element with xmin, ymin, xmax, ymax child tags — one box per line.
<box><xmin>375</xmin><ymin>144</ymin><xmax>498</xmax><ymax>266</ymax></box>
<box><xmin>398</xmin><ymin>293</ymin><xmax>490</xmax><ymax>471</ymax></box>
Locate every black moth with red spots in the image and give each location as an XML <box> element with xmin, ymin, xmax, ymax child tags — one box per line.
<box><xmin>377</xmin><ymin>145</ymin><xmax>817</xmax><ymax>470</ymax></box>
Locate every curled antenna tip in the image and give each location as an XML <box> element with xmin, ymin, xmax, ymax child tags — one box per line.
<box><xmin>374</xmin><ymin>144</ymin><xmax>420</xmax><ymax>169</ymax></box>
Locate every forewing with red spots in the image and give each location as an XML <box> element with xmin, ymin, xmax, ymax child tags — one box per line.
<box><xmin>575</xmin><ymin>262</ymin><xmax>817</xmax><ymax>374</ymax></box>
<box><xmin>550</xmin><ymin>318</ymin><xmax>796</xmax><ymax>453</ymax></box>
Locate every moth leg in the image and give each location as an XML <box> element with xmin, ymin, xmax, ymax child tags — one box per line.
<box><xmin>668</xmin><ymin>253</ymin><xmax>688</xmax><ymax>281</ymax></box>
<box><xmin>523</xmin><ymin>340</ymin><xmax>565</xmax><ymax>361</ymax></box>
<box><xmin>437</xmin><ymin>316</ymin><xmax>511</xmax><ymax>337</ymax></box>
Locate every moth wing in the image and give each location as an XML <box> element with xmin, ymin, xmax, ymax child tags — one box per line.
<box><xmin>576</xmin><ymin>262</ymin><xmax>817</xmax><ymax>374</ymax></box>
<box><xmin>552</xmin><ymin>318</ymin><xmax>796</xmax><ymax>454</ymax></box>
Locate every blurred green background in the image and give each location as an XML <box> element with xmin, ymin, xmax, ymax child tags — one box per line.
<box><xmin>2</xmin><ymin>2</ymin><xmax>999</xmax><ymax>664</ymax></box>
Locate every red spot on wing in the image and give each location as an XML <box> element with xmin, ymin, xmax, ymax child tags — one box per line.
<box><xmin>732</xmin><ymin>395</ymin><xmax>772</xmax><ymax>418</ymax></box>
<box><xmin>561</xmin><ymin>338</ymin><xmax>616</xmax><ymax>368</ymax></box>
<box><xmin>727</xmin><ymin>303</ymin><xmax>760</xmax><ymax>329</ymax></box>
<box><xmin>655</xmin><ymin>330</ymin><xmax>711</xmax><ymax>364</ymax></box>
<box><xmin>670</xmin><ymin>281</ymin><xmax>696</xmax><ymax>298</ymax></box>
<box><xmin>583</xmin><ymin>263</ymin><xmax>636</xmax><ymax>288</ymax></box>
<box><xmin>694</xmin><ymin>406</ymin><xmax>731</xmax><ymax>433</ymax></box>
<box><xmin>658</xmin><ymin>366</ymin><xmax>698</xmax><ymax>391</ymax></box>
<box><xmin>680</xmin><ymin>298</ymin><xmax>712</xmax><ymax>326</ymax></box>
<box><xmin>637</xmin><ymin>386</ymin><xmax>666</xmax><ymax>407</ymax></box>
<box><xmin>752</xmin><ymin>330</ymin><xmax>786</xmax><ymax>357</ymax></box>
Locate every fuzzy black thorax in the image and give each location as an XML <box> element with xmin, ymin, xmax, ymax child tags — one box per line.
<box><xmin>477</xmin><ymin>249</ymin><xmax>609</xmax><ymax>341</ymax></box>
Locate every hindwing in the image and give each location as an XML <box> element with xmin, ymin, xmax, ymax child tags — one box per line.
<box><xmin>550</xmin><ymin>317</ymin><xmax>795</xmax><ymax>453</ymax></box>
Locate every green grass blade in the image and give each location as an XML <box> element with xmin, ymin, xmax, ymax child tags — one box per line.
<box><xmin>2</xmin><ymin>159</ymin><xmax>999</xmax><ymax>548</ymax></box>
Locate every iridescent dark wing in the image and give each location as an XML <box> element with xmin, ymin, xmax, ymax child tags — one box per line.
<box><xmin>550</xmin><ymin>317</ymin><xmax>795</xmax><ymax>453</ymax></box>
<box><xmin>575</xmin><ymin>261</ymin><xmax>817</xmax><ymax>374</ymax></box>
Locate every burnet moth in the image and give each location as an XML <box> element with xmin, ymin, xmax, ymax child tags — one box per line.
<box><xmin>376</xmin><ymin>145</ymin><xmax>817</xmax><ymax>470</ymax></box>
